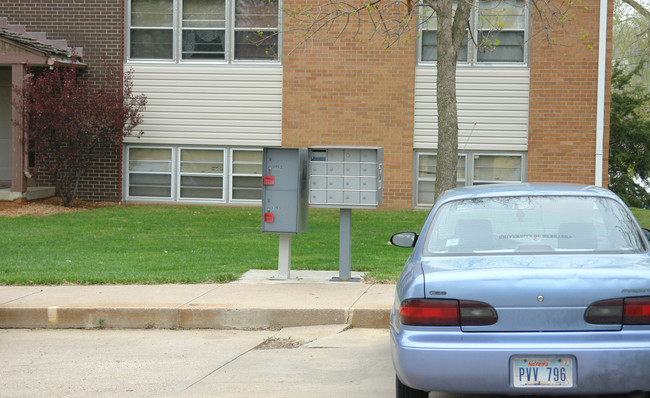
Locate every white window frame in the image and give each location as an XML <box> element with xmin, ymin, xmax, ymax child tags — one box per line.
<box><xmin>415</xmin><ymin>152</ymin><xmax>468</xmax><ymax>208</ymax></box>
<box><xmin>419</xmin><ymin>3</ymin><xmax>470</xmax><ymax>64</ymax></box>
<box><xmin>471</xmin><ymin>152</ymin><xmax>525</xmax><ymax>185</ymax></box>
<box><xmin>180</xmin><ymin>0</ymin><xmax>228</xmax><ymax>61</ymax></box>
<box><xmin>124</xmin><ymin>145</ymin><xmax>264</xmax><ymax>205</ymax></box>
<box><xmin>418</xmin><ymin>0</ymin><xmax>529</xmax><ymax>66</ymax></box>
<box><xmin>229</xmin><ymin>148</ymin><xmax>263</xmax><ymax>203</ymax></box>
<box><xmin>177</xmin><ymin>147</ymin><xmax>227</xmax><ymax>203</ymax></box>
<box><xmin>126</xmin><ymin>146</ymin><xmax>176</xmax><ymax>201</ymax></box>
<box><xmin>232</xmin><ymin>0</ymin><xmax>281</xmax><ymax>61</ymax></box>
<box><xmin>414</xmin><ymin>151</ymin><xmax>526</xmax><ymax>208</ymax></box>
<box><xmin>126</xmin><ymin>0</ymin><xmax>281</xmax><ymax>64</ymax></box>
<box><xmin>128</xmin><ymin>0</ymin><xmax>176</xmax><ymax>63</ymax></box>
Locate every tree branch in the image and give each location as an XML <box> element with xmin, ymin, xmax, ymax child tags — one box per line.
<box><xmin>620</xmin><ymin>0</ymin><xmax>650</xmax><ymax>21</ymax></box>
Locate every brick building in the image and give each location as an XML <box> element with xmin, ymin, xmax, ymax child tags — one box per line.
<box><xmin>0</xmin><ymin>0</ymin><xmax>612</xmax><ymax>209</ymax></box>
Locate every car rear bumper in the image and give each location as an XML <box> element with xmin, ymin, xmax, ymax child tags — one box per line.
<box><xmin>391</xmin><ymin>326</ymin><xmax>650</xmax><ymax>395</ymax></box>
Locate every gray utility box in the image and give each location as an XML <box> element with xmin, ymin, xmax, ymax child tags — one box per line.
<box><xmin>261</xmin><ymin>147</ymin><xmax>309</xmax><ymax>234</ymax></box>
<box><xmin>309</xmin><ymin>147</ymin><xmax>383</xmax><ymax>209</ymax></box>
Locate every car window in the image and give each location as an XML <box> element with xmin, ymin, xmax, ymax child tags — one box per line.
<box><xmin>423</xmin><ymin>196</ymin><xmax>646</xmax><ymax>256</ymax></box>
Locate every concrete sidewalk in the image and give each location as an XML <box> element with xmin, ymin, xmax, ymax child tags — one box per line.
<box><xmin>0</xmin><ymin>270</ymin><xmax>395</xmax><ymax>330</ymax></box>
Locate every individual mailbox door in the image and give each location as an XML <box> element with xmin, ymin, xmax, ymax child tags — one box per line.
<box><xmin>261</xmin><ymin>148</ymin><xmax>309</xmax><ymax>234</ymax></box>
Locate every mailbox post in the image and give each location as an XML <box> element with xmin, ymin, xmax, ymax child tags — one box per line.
<box><xmin>309</xmin><ymin>147</ymin><xmax>384</xmax><ymax>281</ymax></box>
<box><xmin>261</xmin><ymin>148</ymin><xmax>309</xmax><ymax>279</ymax></box>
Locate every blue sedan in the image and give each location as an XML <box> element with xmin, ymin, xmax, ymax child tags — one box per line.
<box><xmin>390</xmin><ymin>183</ymin><xmax>650</xmax><ymax>397</ymax></box>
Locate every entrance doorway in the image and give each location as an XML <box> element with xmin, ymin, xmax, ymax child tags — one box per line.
<box><xmin>0</xmin><ymin>67</ymin><xmax>12</xmax><ymax>185</ymax></box>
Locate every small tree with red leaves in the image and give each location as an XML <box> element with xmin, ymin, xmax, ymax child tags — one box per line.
<box><xmin>14</xmin><ymin>62</ymin><xmax>146</xmax><ymax>206</ymax></box>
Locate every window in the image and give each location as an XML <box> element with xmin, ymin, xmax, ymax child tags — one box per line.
<box><xmin>182</xmin><ymin>0</ymin><xmax>227</xmax><ymax>59</ymax></box>
<box><xmin>126</xmin><ymin>146</ymin><xmax>263</xmax><ymax>203</ymax></box>
<box><xmin>473</xmin><ymin>153</ymin><xmax>522</xmax><ymax>184</ymax></box>
<box><xmin>415</xmin><ymin>152</ymin><xmax>525</xmax><ymax>207</ymax></box>
<box><xmin>230</xmin><ymin>149</ymin><xmax>263</xmax><ymax>200</ymax></box>
<box><xmin>416</xmin><ymin>153</ymin><xmax>466</xmax><ymax>206</ymax></box>
<box><xmin>420</xmin><ymin>0</ymin><xmax>527</xmax><ymax>65</ymax></box>
<box><xmin>128</xmin><ymin>147</ymin><xmax>174</xmax><ymax>198</ymax></box>
<box><xmin>476</xmin><ymin>0</ymin><xmax>526</xmax><ymax>62</ymax></box>
<box><xmin>423</xmin><ymin>196</ymin><xmax>646</xmax><ymax>256</ymax></box>
<box><xmin>128</xmin><ymin>0</ymin><xmax>279</xmax><ymax>62</ymax></box>
<box><xmin>234</xmin><ymin>0</ymin><xmax>279</xmax><ymax>60</ymax></box>
<box><xmin>421</xmin><ymin>4</ymin><xmax>468</xmax><ymax>62</ymax></box>
<box><xmin>130</xmin><ymin>0</ymin><xmax>174</xmax><ymax>59</ymax></box>
<box><xmin>179</xmin><ymin>148</ymin><xmax>225</xmax><ymax>199</ymax></box>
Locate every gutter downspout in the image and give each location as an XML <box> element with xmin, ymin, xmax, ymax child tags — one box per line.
<box><xmin>595</xmin><ymin>0</ymin><xmax>608</xmax><ymax>187</ymax></box>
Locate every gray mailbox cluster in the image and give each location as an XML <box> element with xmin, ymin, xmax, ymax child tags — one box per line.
<box><xmin>261</xmin><ymin>147</ymin><xmax>309</xmax><ymax>234</ymax></box>
<box><xmin>309</xmin><ymin>147</ymin><xmax>383</xmax><ymax>208</ymax></box>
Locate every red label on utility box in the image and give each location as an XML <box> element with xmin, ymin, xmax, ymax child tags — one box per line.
<box><xmin>263</xmin><ymin>175</ymin><xmax>275</xmax><ymax>185</ymax></box>
<box><xmin>264</xmin><ymin>212</ymin><xmax>274</xmax><ymax>223</ymax></box>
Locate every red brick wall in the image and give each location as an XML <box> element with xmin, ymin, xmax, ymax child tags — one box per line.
<box><xmin>528</xmin><ymin>0</ymin><xmax>612</xmax><ymax>186</ymax></box>
<box><xmin>281</xmin><ymin>0</ymin><xmax>416</xmax><ymax>209</ymax></box>
<box><xmin>1</xmin><ymin>0</ymin><xmax>124</xmax><ymax>202</ymax></box>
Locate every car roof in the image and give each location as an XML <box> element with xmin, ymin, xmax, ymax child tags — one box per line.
<box><xmin>436</xmin><ymin>183</ymin><xmax>620</xmax><ymax>205</ymax></box>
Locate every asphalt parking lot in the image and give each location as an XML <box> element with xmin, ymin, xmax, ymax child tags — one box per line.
<box><xmin>3</xmin><ymin>326</ymin><xmax>645</xmax><ymax>398</ymax></box>
<box><xmin>0</xmin><ymin>326</ymin><xmax>394</xmax><ymax>397</ymax></box>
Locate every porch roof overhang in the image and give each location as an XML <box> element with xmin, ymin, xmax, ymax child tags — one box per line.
<box><xmin>1</xmin><ymin>23</ymin><xmax>87</xmax><ymax>196</ymax></box>
<box><xmin>0</xmin><ymin>26</ymin><xmax>85</xmax><ymax>67</ymax></box>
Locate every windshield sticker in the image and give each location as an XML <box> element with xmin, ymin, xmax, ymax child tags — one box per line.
<box><xmin>498</xmin><ymin>234</ymin><xmax>572</xmax><ymax>240</ymax></box>
<box><xmin>446</xmin><ymin>238</ymin><xmax>459</xmax><ymax>247</ymax></box>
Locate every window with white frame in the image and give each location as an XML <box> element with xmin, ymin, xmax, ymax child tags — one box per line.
<box><xmin>128</xmin><ymin>0</ymin><xmax>279</xmax><ymax>62</ymax></box>
<box><xmin>230</xmin><ymin>149</ymin><xmax>263</xmax><ymax>200</ymax></box>
<box><xmin>128</xmin><ymin>147</ymin><xmax>174</xmax><ymax>198</ymax></box>
<box><xmin>415</xmin><ymin>152</ymin><xmax>524</xmax><ymax>207</ymax></box>
<box><xmin>416</xmin><ymin>153</ymin><xmax>467</xmax><ymax>206</ymax></box>
<box><xmin>472</xmin><ymin>153</ymin><xmax>523</xmax><ymax>184</ymax></box>
<box><xmin>234</xmin><ymin>0</ymin><xmax>280</xmax><ymax>60</ymax></box>
<box><xmin>179</xmin><ymin>148</ymin><xmax>225</xmax><ymax>199</ymax></box>
<box><xmin>130</xmin><ymin>0</ymin><xmax>174</xmax><ymax>59</ymax></box>
<box><xmin>125</xmin><ymin>146</ymin><xmax>263</xmax><ymax>203</ymax></box>
<box><xmin>182</xmin><ymin>0</ymin><xmax>227</xmax><ymax>59</ymax></box>
<box><xmin>420</xmin><ymin>0</ymin><xmax>527</xmax><ymax>65</ymax></box>
<box><xmin>421</xmin><ymin>4</ymin><xmax>468</xmax><ymax>62</ymax></box>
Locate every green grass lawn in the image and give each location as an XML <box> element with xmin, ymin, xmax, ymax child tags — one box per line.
<box><xmin>4</xmin><ymin>205</ymin><xmax>649</xmax><ymax>286</ymax></box>
<box><xmin>0</xmin><ymin>205</ymin><xmax>428</xmax><ymax>285</ymax></box>
<box><xmin>631</xmin><ymin>208</ymin><xmax>650</xmax><ymax>230</ymax></box>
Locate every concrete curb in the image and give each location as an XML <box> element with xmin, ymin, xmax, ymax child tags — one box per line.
<box><xmin>0</xmin><ymin>270</ymin><xmax>396</xmax><ymax>330</ymax></box>
<box><xmin>0</xmin><ymin>307</ymin><xmax>390</xmax><ymax>330</ymax></box>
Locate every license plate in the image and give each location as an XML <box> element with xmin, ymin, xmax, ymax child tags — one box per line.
<box><xmin>511</xmin><ymin>357</ymin><xmax>574</xmax><ymax>388</ymax></box>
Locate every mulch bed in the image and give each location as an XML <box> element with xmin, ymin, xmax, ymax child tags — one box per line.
<box><xmin>0</xmin><ymin>197</ymin><xmax>115</xmax><ymax>217</ymax></box>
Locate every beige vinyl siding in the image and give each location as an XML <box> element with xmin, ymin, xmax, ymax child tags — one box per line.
<box><xmin>414</xmin><ymin>67</ymin><xmax>530</xmax><ymax>151</ymax></box>
<box><xmin>125</xmin><ymin>64</ymin><xmax>282</xmax><ymax>146</ymax></box>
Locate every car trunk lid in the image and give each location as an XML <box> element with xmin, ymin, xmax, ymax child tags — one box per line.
<box><xmin>421</xmin><ymin>254</ymin><xmax>650</xmax><ymax>332</ymax></box>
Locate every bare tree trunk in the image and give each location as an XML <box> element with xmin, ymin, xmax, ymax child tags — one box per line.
<box><xmin>432</xmin><ymin>0</ymin><xmax>473</xmax><ymax>201</ymax></box>
<box><xmin>434</xmin><ymin>41</ymin><xmax>459</xmax><ymax>198</ymax></box>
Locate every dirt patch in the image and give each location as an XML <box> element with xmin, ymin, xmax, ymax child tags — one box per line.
<box><xmin>254</xmin><ymin>337</ymin><xmax>303</xmax><ymax>350</ymax></box>
<box><xmin>0</xmin><ymin>197</ymin><xmax>115</xmax><ymax>218</ymax></box>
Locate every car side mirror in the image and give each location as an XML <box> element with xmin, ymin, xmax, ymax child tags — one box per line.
<box><xmin>391</xmin><ymin>232</ymin><xmax>418</xmax><ymax>248</ymax></box>
<box><xmin>643</xmin><ymin>228</ymin><xmax>650</xmax><ymax>241</ymax></box>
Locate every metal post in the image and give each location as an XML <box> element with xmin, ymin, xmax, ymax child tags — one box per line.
<box><xmin>332</xmin><ymin>208</ymin><xmax>360</xmax><ymax>282</ymax></box>
<box><xmin>274</xmin><ymin>233</ymin><xmax>292</xmax><ymax>280</ymax></box>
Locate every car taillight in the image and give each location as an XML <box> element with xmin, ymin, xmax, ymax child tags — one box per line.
<box><xmin>400</xmin><ymin>299</ymin><xmax>497</xmax><ymax>327</ymax></box>
<box><xmin>400</xmin><ymin>299</ymin><xmax>459</xmax><ymax>326</ymax></box>
<box><xmin>584</xmin><ymin>298</ymin><xmax>623</xmax><ymax>324</ymax></box>
<box><xmin>624</xmin><ymin>297</ymin><xmax>650</xmax><ymax>325</ymax></box>
<box><xmin>459</xmin><ymin>300</ymin><xmax>499</xmax><ymax>326</ymax></box>
<box><xmin>585</xmin><ymin>297</ymin><xmax>650</xmax><ymax>325</ymax></box>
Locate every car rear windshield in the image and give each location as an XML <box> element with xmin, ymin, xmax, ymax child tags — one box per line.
<box><xmin>423</xmin><ymin>195</ymin><xmax>647</xmax><ymax>256</ymax></box>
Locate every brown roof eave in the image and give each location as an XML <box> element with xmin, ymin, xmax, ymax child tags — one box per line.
<box><xmin>48</xmin><ymin>57</ymin><xmax>87</xmax><ymax>69</ymax></box>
